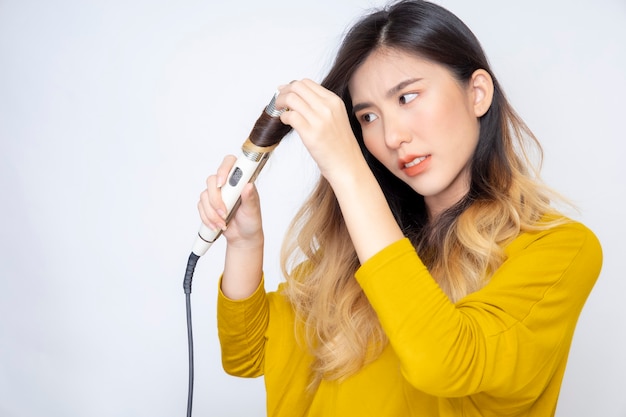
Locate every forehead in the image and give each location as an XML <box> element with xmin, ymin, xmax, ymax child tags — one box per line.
<box><xmin>348</xmin><ymin>48</ymin><xmax>447</xmax><ymax>96</ymax></box>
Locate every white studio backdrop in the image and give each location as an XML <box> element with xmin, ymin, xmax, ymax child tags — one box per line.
<box><xmin>0</xmin><ymin>1</ymin><xmax>624</xmax><ymax>416</ymax></box>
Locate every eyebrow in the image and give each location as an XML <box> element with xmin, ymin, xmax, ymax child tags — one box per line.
<box><xmin>352</xmin><ymin>78</ymin><xmax>422</xmax><ymax>115</ymax></box>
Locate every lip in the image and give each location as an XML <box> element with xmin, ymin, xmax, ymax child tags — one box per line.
<box><xmin>399</xmin><ymin>154</ymin><xmax>431</xmax><ymax>177</ymax></box>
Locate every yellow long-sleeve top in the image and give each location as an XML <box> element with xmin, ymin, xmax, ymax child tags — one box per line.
<box><xmin>217</xmin><ymin>219</ymin><xmax>602</xmax><ymax>416</ymax></box>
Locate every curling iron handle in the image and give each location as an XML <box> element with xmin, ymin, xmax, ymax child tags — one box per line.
<box><xmin>192</xmin><ymin>151</ymin><xmax>271</xmax><ymax>256</ymax></box>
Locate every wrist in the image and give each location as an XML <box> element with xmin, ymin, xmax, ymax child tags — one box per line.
<box><xmin>322</xmin><ymin>157</ymin><xmax>404</xmax><ymax>263</ymax></box>
<box><xmin>323</xmin><ymin>147</ymin><xmax>372</xmax><ymax>190</ymax></box>
<box><xmin>228</xmin><ymin>233</ymin><xmax>264</xmax><ymax>252</ymax></box>
<box><xmin>222</xmin><ymin>233</ymin><xmax>264</xmax><ymax>300</ymax></box>
<box><xmin>325</xmin><ymin>155</ymin><xmax>374</xmax><ymax>196</ymax></box>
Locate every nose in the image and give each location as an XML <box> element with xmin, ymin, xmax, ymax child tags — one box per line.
<box><xmin>383</xmin><ymin>114</ymin><xmax>411</xmax><ymax>149</ymax></box>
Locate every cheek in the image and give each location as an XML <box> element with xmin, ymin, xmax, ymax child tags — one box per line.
<box><xmin>364</xmin><ymin>136</ymin><xmax>398</xmax><ymax>175</ymax></box>
<box><xmin>436</xmin><ymin>100</ymin><xmax>480</xmax><ymax>151</ymax></box>
<box><xmin>362</xmin><ymin>133</ymin><xmax>394</xmax><ymax>172</ymax></box>
<box><xmin>362</xmin><ymin>130</ymin><xmax>384</xmax><ymax>159</ymax></box>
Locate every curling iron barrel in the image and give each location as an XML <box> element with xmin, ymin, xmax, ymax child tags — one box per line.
<box><xmin>191</xmin><ymin>92</ymin><xmax>292</xmax><ymax>257</ymax></box>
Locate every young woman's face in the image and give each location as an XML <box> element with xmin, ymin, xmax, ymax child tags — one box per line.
<box><xmin>349</xmin><ymin>48</ymin><xmax>487</xmax><ymax>217</ymax></box>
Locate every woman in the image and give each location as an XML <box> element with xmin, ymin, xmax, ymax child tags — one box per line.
<box><xmin>198</xmin><ymin>1</ymin><xmax>602</xmax><ymax>415</ymax></box>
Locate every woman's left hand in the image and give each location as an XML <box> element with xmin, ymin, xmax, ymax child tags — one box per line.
<box><xmin>276</xmin><ymin>79</ymin><xmax>404</xmax><ymax>262</ymax></box>
<box><xmin>275</xmin><ymin>79</ymin><xmax>365</xmax><ymax>183</ymax></box>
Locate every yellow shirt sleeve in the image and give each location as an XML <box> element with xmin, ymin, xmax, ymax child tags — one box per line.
<box><xmin>217</xmin><ymin>276</ymin><xmax>269</xmax><ymax>378</ymax></box>
<box><xmin>217</xmin><ymin>278</ymin><xmax>315</xmax><ymax>416</ymax></box>
<box><xmin>354</xmin><ymin>220</ymin><xmax>602</xmax><ymax>399</ymax></box>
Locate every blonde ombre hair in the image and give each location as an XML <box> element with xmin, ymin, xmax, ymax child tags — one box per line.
<box><xmin>280</xmin><ymin>0</ymin><xmax>568</xmax><ymax>386</ymax></box>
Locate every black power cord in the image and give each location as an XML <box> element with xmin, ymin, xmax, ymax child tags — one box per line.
<box><xmin>183</xmin><ymin>252</ymin><xmax>200</xmax><ymax>417</ymax></box>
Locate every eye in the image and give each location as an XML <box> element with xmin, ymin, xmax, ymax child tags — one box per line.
<box><xmin>399</xmin><ymin>92</ymin><xmax>418</xmax><ymax>105</ymax></box>
<box><xmin>360</xmin><ymin>112</ymin><xmax>378</xmax><ymax>124</ymax></box>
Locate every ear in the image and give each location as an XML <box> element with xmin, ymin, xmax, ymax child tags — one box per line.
<box><xmin>470</xmin><ymin>69</ymin><xmax>494</xmax><ymax>117</ymax></box>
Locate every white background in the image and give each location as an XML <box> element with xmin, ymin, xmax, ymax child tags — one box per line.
<box><xmin>1</xmin><ymin>1</ymin><xmax>625</xmax><ymax>416</ymax></box>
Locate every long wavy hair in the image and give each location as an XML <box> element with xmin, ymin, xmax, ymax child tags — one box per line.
<box><xmin>280</xmin><ymin>0</ymin><xmax>566</xmax><ymax>386</ymax></box>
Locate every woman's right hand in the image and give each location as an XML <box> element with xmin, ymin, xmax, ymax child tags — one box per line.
<box><xmin>197</xmin><ymin>155</ymin><xmax>264</xmax><ymax>250</ymax></box>
<box><xmin>199</xmin><ymin>154</ymin><xmax>265</xmax><ymax>300</ymax></box>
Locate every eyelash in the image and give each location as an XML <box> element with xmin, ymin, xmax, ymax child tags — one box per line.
<box><xmin>358</xmin><ymin>92</ymin><xmax>418</xmax><ymax>124</ymax></box>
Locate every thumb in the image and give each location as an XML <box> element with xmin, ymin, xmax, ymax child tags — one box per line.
<box><xmin>238</xmin><ymin>183</ymin><xmax>261</xmax><ymax>212</ymax></box>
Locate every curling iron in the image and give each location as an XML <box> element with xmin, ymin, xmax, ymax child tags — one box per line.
<box><xmin>183</xmin><ymin>91</ymin><xmax>292</xmax><ymax>417</ymax></box>
<box><xmin>191</xmin><ymin>92</ymin><xmax>292</xmax><ymax>257</ymax></box>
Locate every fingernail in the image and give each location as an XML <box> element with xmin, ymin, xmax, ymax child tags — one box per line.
<box><xmin>217</xmin><ymin>209</ymin><xmax>227</xmax><ymax>219</ymax></box>
<box><xmin>216</xmin><ymin>176</ymin><xmax>224</xmax><ymax>188</ymax></box>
